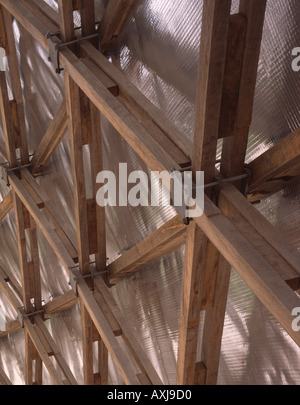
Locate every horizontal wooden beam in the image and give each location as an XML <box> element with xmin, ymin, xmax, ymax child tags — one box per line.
<box><xmin>247</xmin><ymin>128</ymin><xmax>300</xmax><ymax>201</ymax></box>
<box><xmin>31</xmin><ymin>100</ymin><xmax>68</xmax><ymax>173</ymax></box>
<box><xmin>43</xmin><ymin>290</ymin><xmax>78</xmax><ymax>317</ymax></box>
<box><xmin>195</xmin><ymin>195</ymin><xmax>300</xmax><ymax>347</ymax></box>
<box><xmin>0</xmin><ymin>319</ymin><xmax>21</xmax><ymax>338</ymax></box>
<box><xmin>0</xmin><ymin>192</ymin><xmax>13</xmax><ymax>222</ymax></box>
<box><xmin>109</xmin><ymin>214</ymin><xmax>186</xmax><ymax>283</ymax></box>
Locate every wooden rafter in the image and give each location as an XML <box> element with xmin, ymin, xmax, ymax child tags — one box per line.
<box><xmin>109</xmin><ymin>214</ymin><xmax>187</xmax><ymax>283</ymax></box>
<box><xmin>31</xmin><ymin>100</ymin><xmax>68</xmax><ymax>174</ymax></box>
<box><xmin>247</xmin><ymin>128</ymin><xmax>300</xmax><ymax>202</ymax></box>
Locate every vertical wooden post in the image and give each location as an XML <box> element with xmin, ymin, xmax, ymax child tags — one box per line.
<box><xmin>58</xmin><ymin>0</ymin><xmax>108</xmax><ymax>384</ymax></box>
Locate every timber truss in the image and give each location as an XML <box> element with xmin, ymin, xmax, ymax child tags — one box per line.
<box><xmin>0</xmin><ymin>0</ymin><xmax>299</xmax><ymax>385</ymax></box>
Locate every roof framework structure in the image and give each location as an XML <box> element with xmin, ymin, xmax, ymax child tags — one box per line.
<box><xmin>0</xmin><ymin>0</ymin><xmax>299</xmax><ymax>385</ymax></box>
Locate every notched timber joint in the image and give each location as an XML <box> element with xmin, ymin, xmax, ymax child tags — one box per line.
<box><xmin>69</xmin><ymin>268</ymin><xmax>109</xmax><ymax>296</ymax></box>
<box><xmin>171</xmin><ymin>166</ymin><xmax>251</xmax><ymax>220</ymax></box>
<box><xmin>212</xmin><ymin>167</ymin><xmax>252</xmax><ymax>206</ymax></box>
<box><xmin>17</xmin><ymin>307</ymin><xmax>45</xmax><ymax>328</ymax></box>
<box><xmin>46</xmin><ymin>31</ymin><xmax>100</xmax><ymax>74</ymax></box>
<box><xmin>1</xmin><ymin>163</ymin><xmax>32</xmax><ymax>186</ymax></box>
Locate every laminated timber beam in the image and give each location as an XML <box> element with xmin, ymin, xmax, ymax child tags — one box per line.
<box><xmin>247</xmin><ymin>128</ymin><xmax>300</xmax><ymax>202</ymax></box>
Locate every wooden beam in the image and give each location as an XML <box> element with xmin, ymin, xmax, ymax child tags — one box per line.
<box><xmin>221</xmin><ymin>0</ymin><xmax>267</xmax><ymax>178</ymax></box>
<box><xmin>0</xmin><ymin>319</ymin><xmax>21</xmax><ymax>338</ymax></box>
<box><xmin>0</xmin><ymin>72</ymin><xmax>17</xmax><ymax>167</ymax></box>
<box><xmin>99</xmin><ymin>0</ymin><xmax>137</xmax><ymax>54</ymax></box>
<box><xmin>24</xmin><ymin>316</ymin><xmax>77</xmax><ymax>385</ymax></box>
<box><xmin>58</xmin><ymin>0</ymin><xmax>106</xmax><ymax>385</ymax></box>
<box><xmin>76</xmin><ymin>277</ymin><xmax>141</xmax><ymax>385</ymax></box>
<box><xmin>192</xmin><ymin>0</ymin><xmax>231</xmax><ymax>183</ymax></box>
<box><xmin>1</xmin><ymin>7</ymin><xmax>29</xmax><ymax>164</ymax></box>
<box><xmin>31</xmin><ymin>100</ymin><xmax>68</xmax><ymax>173</ymax></box>
<box><xmin>43</xmin><ymin>290</ymin><xmax>78</xmax><ymax>317</ymax></box>
<box><xmin>176</xmin><ymin>222</ymin><xmax>208</xmax><ymax>385</ymax></box>
<box><xmin>198</xmin><ymin>1</ymin><xmax>267</xmax><ymax>385</ymax></box>
<box><xmin>0</xmin><ymin>192</ymin><xmax>13</xmax><ymax>222</ymax></box>
<box><xmin>247</xmin><ymin>128</ymin><xmax>300</xmax><ymax>201</ymax></box>
<box><xmin>34</xmin><ymin>316</ymin><xmax>78</xmax><ymax>385</ymax></box>
<box><xmin>31</xmin><ymin>0</ymin><xmax>60</xmax><ymax>29</ymax></box>
<box><xmin>177</xmin><ymin>0</ymin><xmax>231</xmax><ymax>385</ymax></box>
<box><xmin>219</xmin><ymin>182</ymin><xmax>300</xmax><ymax>289</ymax></box>
<box><xmin>195</xmin><ymin>195</ymin><xmax>300</xmax><ymax>347</ymax></box>
<box><xmin>0</xmin><ymin>271</ymin><xmax>22</xmax><ymax>310</ymax></box>
<box><xmin>200</xmin><ymin>254</ymin><xmax>231</xmax><ymax>384</ymax></box>
<box><xmin>218</xmin><ymin>14</ymin><xmax>247</xmax><ymax>139</ymax></box>
<box><xmin>0</xmin><ymin>0</ymin><xmax>181</xmax><ymax>174</ymax></box>
<box><xmin>109</xmin><ymin>214</ymin><xmax>186</xmax><ymax>283</ymax></box>
<box><xmin>21</xmin><ymin>169</ymin><xmax>78</xmax><ymax>263</ymax></box>
<box><xmin>8</xmin><ymin>171</ymin><xmax>75</xmax><ymax>273</ymax></box>
<box><xmin>81</xmin><ymin>41</ymin><xmax>192</xmax><ymax>162</ymax></box>
<box><xmin>94</xmin><ymin>276</ymin><xmax>163</xmax><ymax>385</ymax></box>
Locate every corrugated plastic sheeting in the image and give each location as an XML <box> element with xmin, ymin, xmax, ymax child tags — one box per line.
<box><xmin>45</xmin><ymin>303</ymin><xmax>84</xmax><ymax>384</ymax></box>
<box><xmin>108</xmin><ymin>244</ymin><xmax>185</xmax><ymax>385</ymax></box>
<box><xmin>0</xmin><ymin>0</ymin><xmax>299</xmax><ymax>385</ymax></box>
<box><xmin>116</xmin><ymin>0</ymin><xmax>300</xmax><ymax>385</ymax></box>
